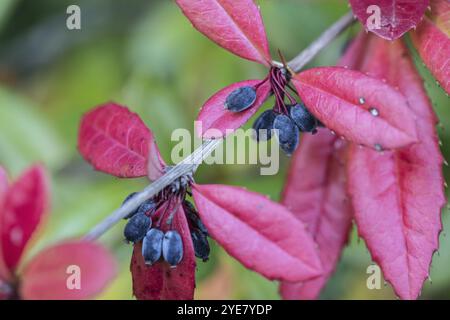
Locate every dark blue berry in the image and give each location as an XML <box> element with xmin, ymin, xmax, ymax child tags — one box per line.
<box><xmin>124</xmin><ymin>212</ymin><xmax>151</xmax><ymax>243</ymax></box>
<box><xmin>252</xmin><ymin>109</ymin><xmax>277</xmax><ymax>141</ymax></box>
<box><xmin>289</xmin><ymin>103</ymin><xmax>317</xmax><ymax>132</ymax></box>
<box><xmin>184</xmin><ymin>201</ymin><xmax>209</xmax><ymax>236</ymax></box>
<box><xmin>142</xmin><ymin>228</ymin><xmax>164</xmax><ymax>265</ymax></box>
<box><xmin>136</xmin><ymin>199</ymin><xmax>157</xmax><ymax>215</ymax></box>
<box><xmin>273</xmin><ymin>114</ymin><xmax>300</xmax><ymax>156</ymax></box>
<box><xmin>191</xmin><ymin>230</ymin><xmax>210</xmax><ymax>262</ymax></box>
<box><xmin>183</xmin><ymin>199</ymin><xmax>196</xmax><ymax>214</ymax></box>
<box><xmin>162</xmin><ymin>230</ymin><xmax>183</xmax><ymax>267</ymax></box>
<box><xmin>122</xmin><ymin>192</ymin><xmax>138</xmax><ymax>219</ymax></box>
<box><xmin>225</xmin><ymin>86</ymin><xmax>257</xmax><ymax>112</ymax></box>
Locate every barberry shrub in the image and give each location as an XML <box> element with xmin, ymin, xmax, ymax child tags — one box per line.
<box><xmin>0</xmin><ymin>166</ymin><xmax>116</xmax><ymax>300</ymax></box>
<box><xmin>76</xmin><ymin>0</ymin><xmax>449</xmax><ymax>300</ymax></box>
<box><xmin>79</xmin><ymin>104</ymin><xmax>322</xmax><ymax>299</ymax></box>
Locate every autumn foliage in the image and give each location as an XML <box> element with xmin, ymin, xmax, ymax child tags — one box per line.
<box><xmin>2</xmin><ymin>0</ymin><xmax>448</xmax><ymax>301</ymax></box>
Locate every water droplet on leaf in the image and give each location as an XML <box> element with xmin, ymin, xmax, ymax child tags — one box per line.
<box><xmin>374</xmin><ymin>144</ymin><xmax>383</xmax><ymax>152</ymax></box>
<box><xmin>369</xmin><ymin>107</ymin><xmax>379</xmax><ymax>117</ymax></box>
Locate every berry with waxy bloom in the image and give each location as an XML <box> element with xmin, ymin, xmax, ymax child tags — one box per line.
<box><xmin>252</xmin><ymin>109</ymin><xmax>277</xmax><ymax>141</ymax></box>
<box><xmin>142</xmin><ymin>229</ymin><xmax>164</xmax><ymax>266</ymax></box>
<box><xmin>289</xmin><ymin>103</ymin><xmax>317</xmax><ymax>133</ymax></box>
<box><xmin>273</xmin><ymin>114</ymin><xmax>300</xmax><ymax>156</ymax></box>
<box><xmin>162</xmin><ymin>230</ymin><xmax>184</xmax><ymax>267</ymax></box>
<box><xmin>123</xmin><ymin>195</ymin><xmax>157</xmax><ymax>218</ymax></box>
<box><xmin>184</xmin><ymin>200</ymin><xmax>209</xmax><ymax>236</ymax></box>
<box><xmin>124</xmin><ymin>212</ymin><xmax>152</xmax><ymax>243</ymax></box>
<box><xmin>225</xmin><ymin>86</ymin><xmax>257</xmax><ymax>112</ymax></box>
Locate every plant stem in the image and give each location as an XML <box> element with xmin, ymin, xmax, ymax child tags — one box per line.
<box><xmin>84</xmin><ymin>139</ymin><xmax>221</xmax><ymax>241</ymax></box>
<box><xmin>83</xmin><ymin>11</ymin><xmax>355</xmax><ymax>241</ymax></box>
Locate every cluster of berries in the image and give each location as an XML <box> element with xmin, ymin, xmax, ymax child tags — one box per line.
<box><xmin>224</xmin><ymin>67</ymin><xmax>320</xmax><ymax>155</ymax></box>
<box><xmin>123</xmin><ymin>193</ymin><xmax>210</xmax><ymax>267</ymax></box>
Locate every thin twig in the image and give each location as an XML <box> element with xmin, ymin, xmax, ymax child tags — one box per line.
<box><xmin>83</xmin><ymin>11</ymin><xmax>355</xmax><ymax>241</ymax></box>
<box><xmin>84</xmin><ymin>139</ymin><xmax>221</xmax><ymax>241</ymax></box>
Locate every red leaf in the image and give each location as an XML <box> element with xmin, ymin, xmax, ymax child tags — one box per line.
<box><xmin>196</xmin><ymin>79</ymin><xmax>271</xmax><ymax>138</ymax></box>
<box><xmin>279</xmin><ymin>129</ymin><xmax>353</xmax><ymax>300</ymax></box>
<box><xmin>176</xmin><ymin>0</ymin><xmax>271</xmax><ymax>65</ymax></box>
<box><xmin>338</xmin><ymin>32</ymin><xmax>371</xmax><ymax>70</ymax></box>
<box><xmin>0</xmin><ymin>165</ymin><xmax>49</xmax><ymax>273</ymax></box>
<box><xmin>411</xmin><ymin>0</ymin><xmax>450</xmax><ymax>94</ymax></box>
<box><xmin>78</xmin><ymin>103</ymin><xmax>164</xmax><ymax>178</ymax></box>
<box><xmin>20</xmin><ymin>241</ymin><xmax>116</xmax><ymax>300</ymax></box>
<box><xmin>347</xmin><ymin>37</ymin><xmax>445</xmax><ymax>300</ymax></box>
<box><xmin>0</xmin><ymin>166</ymin><xmax>10</xmax><ymax>282</ymax></box>
<box><xmin>349</xmin><ymin>0</ymin><xmax>429</xmax><ymax>40</ymax></box>
<box><xmin>293</xmin><ymin>67</ymin><xmax>418</xmax><ymax>150</ymax></box>
<box><xmin>192</xmin><ymin>184</ymin><xmax>322</xmax><ymax>282</ymax></box>
<box><xmin>279</xmin><ymin>34</ymin><xmax>370</xmax><ymax>299</ymax></box>
<box><xmin>130</xmin><ymin>201</ymin><xmax>196</xmax><ymax>300</ymax></box>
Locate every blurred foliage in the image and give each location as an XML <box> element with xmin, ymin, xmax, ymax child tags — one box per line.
<box><xmin>0</xmin><ymin>0</ymin><xmax>448</xmax><ymax>300</ymax></box>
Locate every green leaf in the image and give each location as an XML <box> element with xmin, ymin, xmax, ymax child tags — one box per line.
<box><xmin>0</xmin><ymin>86</ymin><xmax>68</xmax><ymax>175</ymax></box>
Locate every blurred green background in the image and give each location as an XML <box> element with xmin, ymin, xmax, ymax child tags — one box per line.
<box><xmin>0</xmin><ymin>0</ymin><xmax>448</xmax><ymax>299</ymax></box>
